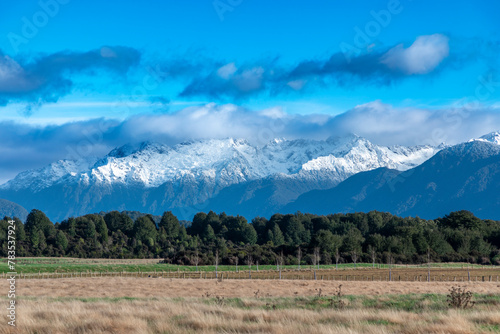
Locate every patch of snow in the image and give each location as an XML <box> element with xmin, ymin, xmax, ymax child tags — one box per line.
<box><xmin>477</xmin><ymin>131</ymin><xmax>500</xmax><ymax>145</ymax></box>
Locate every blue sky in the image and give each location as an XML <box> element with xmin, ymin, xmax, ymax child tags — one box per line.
<box><xmin>0</xmin><ymin>0</ymin><xmax>500</xmax><ymax>182</ymax></box>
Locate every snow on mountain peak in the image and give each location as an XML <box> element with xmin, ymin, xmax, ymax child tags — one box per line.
<box><xmin>479</xmin><ymin>131</ymin><xmax>500</xmax><ymax>145</ymax></box>
<box><xmin>0</xmin><ymin>157</ymin><xmax>98</xmax><ymax>192</ymax></box>
<box><xmin>300</xmin><ymin>139</ymin><xmax>438</xmax><ymax>173</ymax></box>
<box><xmin>270</xmin><ymin>137</ymin><xmax>286</xmax><ymax>144</ymax></box>
<box><xmin>1</xmin><ymin>135</ymin><xmax>441</xmax><ymax>193</ymax></box>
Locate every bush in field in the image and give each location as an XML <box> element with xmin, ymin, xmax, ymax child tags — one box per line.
<box><xmin>327</xmin><ymin>284</ymin><xmax>346</xmax><ymax>309</ymax></box>
<box><xmin>447</xmin><ymin>286</ymin><xmax>475</xmax><ymax>309</ymax></box>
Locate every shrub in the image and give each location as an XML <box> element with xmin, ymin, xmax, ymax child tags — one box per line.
<box><xmin>447</xmin><ymin>286</ymin><xmax>475</xmax><ymax>309</ymax></box>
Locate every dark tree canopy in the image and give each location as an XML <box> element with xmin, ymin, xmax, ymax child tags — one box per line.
<box><xmin>0</xmin><ymin>209</ymin><xmax>498</xmax><ymax>266</ymax></box>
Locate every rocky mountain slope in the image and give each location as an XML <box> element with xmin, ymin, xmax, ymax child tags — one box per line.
<box><xmin>0</xmin><ymin>134</ymin><xmax>440</xmax><ymax>221</ymax></box>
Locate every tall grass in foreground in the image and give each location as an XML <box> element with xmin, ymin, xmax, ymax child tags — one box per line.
<box><xmin>0</xmin><ymin>294</ymin><xmax>499</xmax><ymax>334</ymax></box>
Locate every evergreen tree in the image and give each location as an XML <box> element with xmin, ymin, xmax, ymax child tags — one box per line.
<box><xmin>203</xmin><ymin>224</ymin><xmax>216</xmax><ymax>243</ymax></box>
<box><xmin>132</xmin><ymin>215</ymin><xmax>158</xmax><ymax>248</ymax></box>
<box><xmin>25</xmin><ymin>209</ymin><xmax>55</xmax><ymax>238</ymax></box>
<box><xmin>242</xmin><ymin>224</ymin><xmax>258</xmax><ymax>245</ymax></box>
<box><xmin>159</xmin><ymin>211</ymin><xmax>180</xmax><ymax>239</ymax></box>
<box><xmin>38</xmin><ymin>230</ymin><xmax>47</xmax><ymax>252</ymax></box>
<box><xmin>266</xmin><ymin>229</ymin><xmax>274</xmax><ymax>244</ymax></box>
<box><xmin>55</xmin><ymin>230</ymin><xmax>69</xmax><ymax>251</ymax></box>
<box><xmin>104</xmin><ymin>211</ymin><xmax>134</xmax><ymax>236</ymax></box>
<box><xmin>271</xmin><ymin>224</ymin><xmax>285</xmax><ymax>246</ymax></box>
<box><xmin>341</xmin><ymin>227</ymin><xmax>364</xmax><ymax>253</ymax></box>
<box><xmin>29</xmin><ymin>229</ymin><xmax>40</xmax><ymax>250</ymax></box>
<box><xmin>95</xmin><ymin>217</ymin><xmax>109</xmax><ymax>243</ymax></box>
<box><xmin>189</xmin><ymin>212</ymin><xmax>208</xmax><ymax>236</ymax></box>
<box><xmin>85</xmin><ymin>221</ymin><xmax>97</xmax><ymax>243</ymax></box>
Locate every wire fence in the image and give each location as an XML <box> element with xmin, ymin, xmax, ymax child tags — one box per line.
<box><xmin>4</xmin><ymin>267</ymin><xmax>500</xmax><ymax>282</ymax></box>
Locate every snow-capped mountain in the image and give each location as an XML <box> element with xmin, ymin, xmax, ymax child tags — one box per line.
<box><xmin>475</xmin><ymin>131</ymin><xmax>500</xmax><ymax>145</ymax></box>
<box><xmin>4</xmin><ymin>132</ymin><xmax>500</xmax><ymax>222</ymax></box>
<box><xmin>0</xmin><ymin>134</ymin><xmax>442</xmax><ymax>221</ymax></box>
<box><xmin>1</xmin><ymin>135</ymin><xmax>439</xmax><ymax>195</ymax></box>
<box><xmin>285</xmin><ymin>140</ymin><xmax>500</xmax><ymax>220</ymax></box>
<box><xmin>0</xmin><ymin>134</ymin><xmax>441</xmax><ymax>221</ymax></box>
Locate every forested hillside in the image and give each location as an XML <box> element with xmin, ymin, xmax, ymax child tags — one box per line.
<box><xmin>1</xmin><ymin>209</ymin><xmax>499</xmax><ymax>265</ymax></box>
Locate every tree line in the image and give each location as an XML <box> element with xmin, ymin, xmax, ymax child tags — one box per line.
<box><xmin>1</xmin><ymin>209</ymin><xmax>499</xmax><ymax>266</ymax></box>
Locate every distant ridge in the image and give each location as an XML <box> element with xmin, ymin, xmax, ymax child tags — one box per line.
<box><xmin>0</xmin><ymin>199</ymin><xmax>28</xmax><ymax>221</ymax></box>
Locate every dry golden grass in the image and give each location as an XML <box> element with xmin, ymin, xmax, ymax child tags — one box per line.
<box><xmin>1</xmin><ymin>278</ymin><xmax>499</xmax><ymax>333</ymax></box>
<box><xmin>0</xmin><ymin>297</ymin><xmax>499</xmax><ymax>334</ymax></box>
<box><xmin>2</xmin><ymin>277</ymin><xmax>499</xmax><ymax>298</ymax></box>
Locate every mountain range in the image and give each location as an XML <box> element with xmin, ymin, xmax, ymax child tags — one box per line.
<box><xmin>284</xmin><ymin>139</ymin><xmax>500</xmax><ymax>219</ymax></box>
<box><xmin>1</xmin><ymin>132</ymin><xmax>499</xmax><ymax>221</ymax></box>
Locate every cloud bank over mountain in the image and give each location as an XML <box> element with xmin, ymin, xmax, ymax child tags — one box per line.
<box><xmin>2</xmin><ymin>101</ymin><xmax>500</xmax><ymax>184</ymax></box>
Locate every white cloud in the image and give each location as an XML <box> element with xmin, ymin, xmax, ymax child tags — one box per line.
<box><xmin>380</xmin><ymin>34</ymin><xmax>450</xmax><ymax>74</ymax></box>
<box><xmin>258</xmin><ymin>106</ymin><xmax>287</xmax><ymax>119</ymax></box>
<box><xmin>216</xmin><ymin>62</ymin><xmax>237</xmax><ymax>79</ymax></box>
<box><xmin>330</xmin><ymin>100</ymin><xmax>500</xmax><ymax>146</ymax></box>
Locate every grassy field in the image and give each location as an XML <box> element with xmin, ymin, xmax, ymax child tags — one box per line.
<box><xmin>0</xmin><ymin>293</ymin><xmax>499</xmax><ymax>333</ymax></box>
<box><xmin>1</xmin><ymin>257</ymin><xmax>497</xmax><ymax>275</ymax></box>
<box><xmin>1</xmin><ymin>266</ymin><xmax>499</xmax><ymax>333</ymax></box>
<box><xmin>6</xmin><ymin>277</ymin><xmax>500</xmax><ymax>298</ymax></box>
